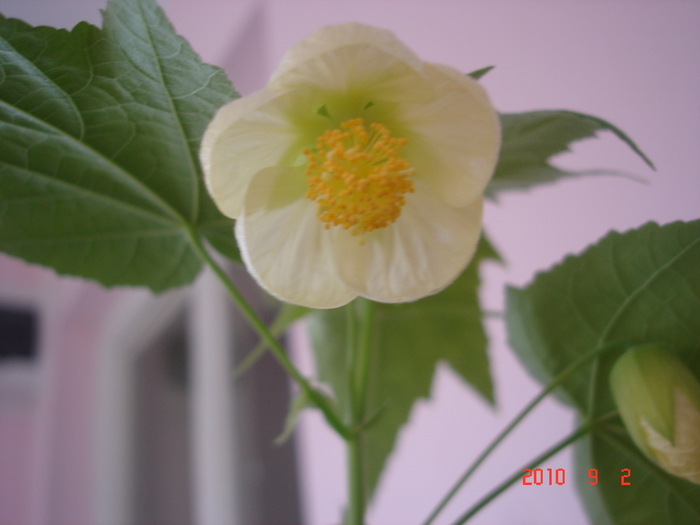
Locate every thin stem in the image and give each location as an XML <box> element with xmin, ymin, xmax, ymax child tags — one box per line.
<box><xmin>188</xmin><ymin>230</ymin><xmax>349</xmax><ymax>439</ymax></box>
<box><xmin>423</xmin><ymin>342</ymin><xmax>617</xmax><ymax>525</ymax></box>
<box><xmin>449</xmin><ymin>411</ymin><xmax>617</xmax><ymax>525</ymax></box>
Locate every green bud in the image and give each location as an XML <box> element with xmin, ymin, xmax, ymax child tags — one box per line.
<box><xmin>610</xmin><ymin>343</ymin><xmax>700</xmax><ymax>485</ymax></box>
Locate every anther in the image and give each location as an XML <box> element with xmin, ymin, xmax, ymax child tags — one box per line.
<box><xmin>304</xmin><ymin>118</ymin><xmax>415</xmax><ymax>239</ymax></box>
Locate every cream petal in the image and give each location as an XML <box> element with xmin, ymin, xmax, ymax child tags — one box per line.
<box><xmin>332</xmin><ymin>180</ymin><xmax>483</xmax><ymax>303</ymax></box>
<box><xmin>268</xmin><ymin>23</ymin><xmax>434</xmax><ymax>104</ymax></box>
<box><xmin>399</xmin><ymin>63</ymin><xmax>501</xmax><ymax>208</ymax></box>
<box><xmin>237</xmin><ymin>166</ymin><xmax>357</xmax><ymax>309</ymax></box>
<box><xmin>201</xmin><ymin>90</ymin><xmax>299</xmax><ymax>218</ymax></box>
<box><xmin>642</xmin><ymin>390</ymin><xmax>700</xmax><ymax>484</ymax></box>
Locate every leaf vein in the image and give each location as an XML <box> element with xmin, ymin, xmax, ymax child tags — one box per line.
<box><xmin>1</xmin><ymin>163</ymin><xmax>179</xmax><ymax>227</ymax></box>
<box><xmin>0</xmin><ymin>227</ymin><xmax>184</xmax><ymax>245</ymax></box>
<box><xmin>0</xmin><ymin>34</ymin><xmax>86</xmax><ymax>141</ymax></box>
<box><xmin>0</xmin><ymin>101</ymin><xmax>183</xmax><ymax>222</ymax></box>
<box><xmin>597</xmin><ymin>232</ymin><xmax>700</xmax><ymax>345</ymax></box>
<box><xmin>133</xmin><ymin>0</ymin><xmax>200</xmax><ymax>223</ymax></box>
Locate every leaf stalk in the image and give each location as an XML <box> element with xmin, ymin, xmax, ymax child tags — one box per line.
<box><xmin>189</xmin><ymin>229</ymin><xmax>350</xmax><ymax>439</ymax></box>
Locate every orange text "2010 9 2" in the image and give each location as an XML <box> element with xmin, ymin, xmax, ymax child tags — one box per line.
<box><xmin>522</xmin><ymin>468</ymin><xmax>632</xmax><ymax>485</ymax></box>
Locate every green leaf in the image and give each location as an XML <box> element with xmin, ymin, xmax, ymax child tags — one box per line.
<box><xmin>506</xmin><ymin>220</ymin><xmax>700</xmax><ymax>411</ymax></box>
<box><xmin>236</xmin><ymin>303</ymin><xmax>310</xmax><ymax>376</ymax></box>
<box><xmin>275</xmin><ymin>389</ymin><xmax>310</xmax><ymax>445</ymax></box>
<box><xmin>0</xmin><ymin>0</ymin><xmax>239</xmax><ymax>291</ymax></box>
<box><xmin>309</xmin><ymin>236</ymin><xmax>498</xmax><ymax>500</ymax></box>
<box><xmin>487</xmin><ymin>110</ymin><xmax>655</xmax><ymax>199</ymax></box>
<box><xmin>574</xmin><ymin>433</ymin><xmax>615</xmax><ymax>525</ymax></box>
<box><xmin>198</xmin><ymin>219</ymin><xmax>241</xmax><ymax>262</ymax></box>
<box><xmin>467</xmin><ymin>66</ymin><xmax>494</xmax><ymax>80</ymax></box>
<box><xmin>506</xmin><ymin>220</ymin><xmax>700</xmax><ymax>523</ymax></box>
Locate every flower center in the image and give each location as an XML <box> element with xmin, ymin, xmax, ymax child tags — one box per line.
<box><xmin>304</xmin><ymin>118</ymin><xmax>415</xmax><ymax>239</ymax></box>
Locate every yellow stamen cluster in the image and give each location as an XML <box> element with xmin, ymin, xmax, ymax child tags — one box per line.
<box><xmin>304</xmin><ymin>118</ymin><xmax>415</xmax><ymax>239</ymax></box>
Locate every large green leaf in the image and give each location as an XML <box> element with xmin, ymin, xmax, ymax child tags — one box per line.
<box><xmin>506</xmin><ymin>220</ymin><xmax>700</xmax><ymax>523</ymax></box>
<box><xmin>309</xmin><ymin>237</ymin><xmax>498</xmax><ymax>500</ymax></box>
<box><xmin>0</xmin><ymin>0</ymin><xmax>239</xmax><ymax>291</ymax></box>
<box><xmin>487</xmin><ymin>110</ymin><xmax>655</xmax><ymax>199</ymax></box>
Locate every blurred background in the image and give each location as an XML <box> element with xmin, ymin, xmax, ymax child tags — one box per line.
<box><xmin>0</xmin><ymin>1</ymin><xmax>698</xmax><ymax>524</ymax></box>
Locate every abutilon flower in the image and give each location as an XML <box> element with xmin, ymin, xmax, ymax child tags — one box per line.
<box><xmin>200</xmin><ymin>23</ymin><xmax>500</xmax><ymax>308</ymax></box>
<box><xmin>610</xmin><ymin>344</ymin><xmax>700</xmax><ymax>485</ymax></box>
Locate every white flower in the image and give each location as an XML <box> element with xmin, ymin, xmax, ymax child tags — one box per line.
<box><xmin>200</xmin><ymin>23</ymin><xmax>500</xmax><ymax>308</ymax></box>
<box><xmin>610</xmin><ymin>344</ymin><xmax>700</xmax><ymax>485</ymax></box>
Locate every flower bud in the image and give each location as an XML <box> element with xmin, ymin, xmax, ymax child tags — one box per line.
<box><xmin>610</xmin><ymin>343</ymin><xmax>700</xmax><ymax>485</ymax></box>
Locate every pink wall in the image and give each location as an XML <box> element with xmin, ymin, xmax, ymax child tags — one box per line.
<box><xmin>0</xmin><ymin>253</ymin><xmax>119</xmax><ymax>525</ymax></box>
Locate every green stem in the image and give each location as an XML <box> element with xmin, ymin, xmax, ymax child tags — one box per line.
<box><xmin>449</xmin><ymin>411</ymin><xmax>617</xmax><ymax>525</ymax></box>
<box><xmin>345</xmin><ymin>299</ymin><xmax>375</xmax><ymax>525</ymax></box>
<box><xmin>353</xmin><ymin>299</ymin><xmax>374</xmax><ymax>423</ymax></box>
<box><xmin>189</xmin><ymin>229</ymin><xmax>349</xmax><ymax>439</ymax></box>
<box><xmin>423</xmin><ymin>342</ymin><xmax>617</xmax><ymax>525</ymax></box>
<box><xmin>347</xmin><ymin>435</ymin><xmax>364</xmax><ymax>525</ymax></box>
<box><xmin>346</xmin><ymin>302</ymin><xmax>358</xmax><ymax>398</ymax></box>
